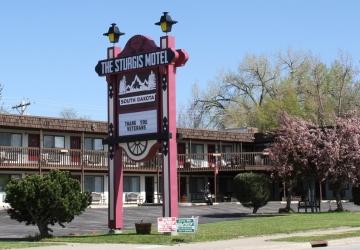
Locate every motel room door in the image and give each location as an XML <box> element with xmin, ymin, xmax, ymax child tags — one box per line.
<box><xmin>208</xmin><ymin>144</ymin><xmax>216</xmax><ymax>166</ymax></box>
<box><xmin>145</xmin><ymin>176</ymin><xmax>154</xmax><ymax>203</ymax></box>
<box><xmin>177</xmin><ymin>143</ymin><xmax>186</xmax><ymax>167</ymax></box>
<box><xmin>70</xmin><ymin>136</ymin><xmax>81</xmax><ymax>163</ymax></box>
<box><xmin>28</xmin><ymin>134</ymin><xmax>40</xmax><ymax>162</ymax></box>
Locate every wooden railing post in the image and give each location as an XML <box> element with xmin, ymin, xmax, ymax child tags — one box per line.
<box><xmin>81</xmin><ymin>132</ymin><xmax>85</xmax><ymax>192</ymax></box>
<box><xmin>39</xmin><ymin>130</ymin><xmax>43</xmax><ymax>175</ymax></box>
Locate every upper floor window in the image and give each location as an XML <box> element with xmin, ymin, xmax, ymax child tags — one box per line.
<box><xmin>222</xmin><ymin>145</ymin><xmax>233</xmax><ymax>153</ymax></box>
<box><xmin>191</xmin><ymin>143</ymin><xmax>204</xmax><ymax>154</ymax></box>
<box><xmin>84</xmin><ymin>138</ymin><xmax>103</xmax><ymax>151</ymax></box>
<box><xmin>43</xmin><ymin>135</ymin><xmax>65</xmax><ymax>148</ymax></box>
<box><xmin>0</xmin><ymin>133</ymin><xmax>22</xmax><ymax>147</ymax></box>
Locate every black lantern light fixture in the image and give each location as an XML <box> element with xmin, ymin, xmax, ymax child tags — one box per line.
<box><xmin>155</xmin><ymin>12</ymin><xmax>177</xmax><ymax>34</ymax></box>
<box><xmin>103</xmin><ymin>23</ymin><xmax>125</xmax><ymax>44</ymax></box>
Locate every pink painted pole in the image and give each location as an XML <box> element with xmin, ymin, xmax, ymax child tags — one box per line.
<box><xmin>161</xmin><ymin>36</ymin><xmax>178</xmax><ymax>218</ymax></box>
<box><xmin>106</xmin><ymin>47</ymin><xmax>124</xmax><ymax>231</ymax></box>
<box><xmin>110</xmin><ymin>145</ymin><xmax>124</xmax><ymax>229</ymax></box>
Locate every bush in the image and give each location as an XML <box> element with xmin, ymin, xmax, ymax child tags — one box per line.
<box><xmin>5</xmin><ymin>170</ymin><xmax>91</xmax><ymax>238</ymax></box>
<box><xmin>233</xmin><ymin>172</ymin><xmax>270</xmax><ymax>213</ymax></box>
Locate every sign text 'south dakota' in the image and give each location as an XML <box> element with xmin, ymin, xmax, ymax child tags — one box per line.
<box><xmin>96</xmin><ymin>49</ymin><xmax>174</xmax><ymax>76</ymax></box>
<box><xmin>119</xmin><ymin>93</ymin><xmax>155</xmax><ymax>106</ymax></box>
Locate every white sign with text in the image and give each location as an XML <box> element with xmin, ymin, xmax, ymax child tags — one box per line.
<box><xmin>119</xmin><ymin>93</ymin><xmax>156</xmax><ymax>106</ymax></box>
<box><xmin>157</xmin><ymin>217</ymin><xmax>177</xmax><ymax>233</ymax></box>
<box><xmin>119</xmin><ymin>110</ymin><xmax>157</xmax><ymax>136</ymax></box>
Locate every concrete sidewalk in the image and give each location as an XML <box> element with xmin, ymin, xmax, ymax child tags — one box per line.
<box><xmin>11</xmin><ymin>227</ymin><xmax>360</xmax><ymax>250</ymax></box>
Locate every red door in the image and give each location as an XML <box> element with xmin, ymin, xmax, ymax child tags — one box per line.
<box><xmin>28</xmin><ymin>134</ymin><xmax>40</xmax><ymax>161</ymax></box>
<box><xmin>70</xmin><ymin>136</ymin><xmax>81</xmax><ymax>163</ymax></box>
<box><xmin>177</xmin><ymin>143</ymin><xmax>186</xmax><ymax>167</ymax></box>
<box><xmin>208</xmin><ymin>144</ymin><xmax>216</xmax><ymax>166</ymax></box>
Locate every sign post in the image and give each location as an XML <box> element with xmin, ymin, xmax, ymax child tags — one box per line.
<box><xmin>96</xmin><ymin>22</ymin><xmax>188</xmax><ymax>231</ymax></box>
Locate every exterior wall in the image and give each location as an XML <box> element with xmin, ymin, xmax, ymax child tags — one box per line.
<box><xmin>0</xmin><ymin>128</ymin><xmax>107</xmax><ymax>150</ymax></box>
<box><xmin>122</xmin><ymin>173</ymin><xmax>159</xmax><ymax>204</ymax></box>
<box><xmin>0</xmin><ymin>114</ymin><xmax>276</xmax><ymax>206</ymax></box>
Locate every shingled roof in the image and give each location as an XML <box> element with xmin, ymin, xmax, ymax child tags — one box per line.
<box><xmin>0</xmin><ymin>114</ymin><xmax>255</xmax><ymax>142</ymax></box>
<box><xmin>177</xmin><ymin>128</ymin><xmax>254</xmax><ymax>142</ymax></box>
<box><xmin>0</xmin><ymin>113</ymin><xmax>107</xmax><ymax>134</ymax></box>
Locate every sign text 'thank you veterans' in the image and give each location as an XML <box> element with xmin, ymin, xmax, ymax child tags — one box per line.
<box><xmin>95</xmin><ymin>49</ymin><xmax>175</xmax><ymax>76</ymax></box>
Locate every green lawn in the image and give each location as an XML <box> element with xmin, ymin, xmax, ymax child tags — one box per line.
<box><xmin>0</xmin><ymin>242</ymin><xmax>60</xmax><ymax>249</ymax></box>
<box><xmin>273</xmin><ymin>230</ymin><xmax>360</xmax><ymax>242</ymax></box>
<box><xmin>44</xmin><ymin>212</ymin><xmax>360</xmax><ymax>245</ymax></box>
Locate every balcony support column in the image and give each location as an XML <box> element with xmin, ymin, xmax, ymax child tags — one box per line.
<box><xmin>81</xmin><ymin>132</ymin><xmax>85</xmax><ymax>192</ymax></box>
<box><xmin>39</xmin><ymin>129</ymin><xmax>43</xmax><ymax>176</ymax></box>
<box><xmin>214</xmin><ymin>169</ymin><xmax>217</xmax><ymax>203</ymax></box>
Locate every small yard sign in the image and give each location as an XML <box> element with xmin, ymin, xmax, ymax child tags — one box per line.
<box><xmin>157</xmin><ymin>217</ymin><xmax>177</xmax><ymax>233</ymax></box>
<box><xmin>176</xmin><ymin>217</ymin><xmax>199</xmax><ymax>233</ymax></box>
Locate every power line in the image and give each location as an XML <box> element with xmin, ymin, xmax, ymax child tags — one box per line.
<box><xmin>12</xmin><ymin>100</ymin><xmax>31</xmax><ymax>115</ymax></box>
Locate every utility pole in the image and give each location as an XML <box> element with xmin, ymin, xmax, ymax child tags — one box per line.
<box><xmin>12</xmin><ymin>100</ymin><xmax>31</xmax><ymax>115</ymax></box>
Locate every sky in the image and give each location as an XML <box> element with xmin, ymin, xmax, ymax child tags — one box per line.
<box><xmin>0</xmin><ymin>1</ymin><xmax>359</xmax><ymax>121</ymax></box>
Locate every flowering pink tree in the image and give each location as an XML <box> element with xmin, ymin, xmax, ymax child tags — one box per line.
<box><xmin>321</xmin><ymin>115</ymin><xmax>360</xmax><ymax>211</ymax></box>
<box><xmin>269</xmin><ymin>112</ymin><xmax>313</xmax><ymax>211</ymax></box>
<box><xmin>270</xmin><ymin>112</ymin><xmax>360</xmax><ymax>211</ymax></box>
<box><xmin>269</xmin><ymin>112</ymin><xmax>327</xmax><ymax>211</ymax></box>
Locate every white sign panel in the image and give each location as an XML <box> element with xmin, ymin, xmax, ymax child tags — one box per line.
<box><xmin>157</xmin><ymin>217</ymin><xmax>177</xmax><ymax>233</ymax></box>
<box><xmin>119</xmin><ymin>110</ymin><xmax>157</xmax><ymax>136</ymax></box>
<box><xmin>119</xmin><ymin>93</ymin><xmax>155</xmax><ymax>106</ymax></box>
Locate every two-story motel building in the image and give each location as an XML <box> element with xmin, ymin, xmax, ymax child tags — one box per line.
<box><xmin>0</xmin><ymin>113</ymin><xmax>352</xmax><ymax>206</ymax></box>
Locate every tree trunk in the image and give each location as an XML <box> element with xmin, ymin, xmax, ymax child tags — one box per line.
<box><xmin>309</xmin><ymin>178</ymin><xmax>316</xmax><ymax>213</ymax></box>
<box><xmin>334</xmin><ymin>189</ymin><xmax>344</xmax><ymax>212</ymax></box>
<box><xmin>285</xmin><ymin>182</ymin><xmax>293</xmax><ymax>211</ymax></box>
<box><xmin>253</xmin><ymin>206</ymin><xmax>259</xmax><ymax>214</ymax></box>
<box><xmin>37</xmin><ymin>223</ymin><xmax>50</xmax><ymax>238</ymax></box>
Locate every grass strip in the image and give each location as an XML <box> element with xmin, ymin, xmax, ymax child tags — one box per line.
<box><xmin>273</xmin><ymin>230</ymin><xmax>360</xmax><ymax>242</ymax></box>
<box><xmin>44</xmin><ymin>212</ymin><xmax>360</xmax><ymax>245</ymax></box>
<box><xmin>0</xmin><ymin>242</ymin><xmax>61</xmax><ymax>249</ymax></box>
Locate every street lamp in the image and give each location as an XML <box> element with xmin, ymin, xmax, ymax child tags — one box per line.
<box><xmin>155</xmin><ymin>12</ymin><xmax>177</xmax><ymax>34</ymax></box>
<box><xmin>103</xmin><ymin>23</ymin><xmax>125</xmax><ymax>44</ymax></box>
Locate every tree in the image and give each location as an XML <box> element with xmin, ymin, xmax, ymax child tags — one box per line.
<box><xmin>270</xmin><ymin>112</ymin><xmax>360</xmax><ymax>212</ymax></box>
<box><xmin>269</xmin><ymin>112</ymin><xmax>327</xmax><ymax>212</ymax></box>
<box><xmin>177</xmin><ymin>83</ymin><xmax>213</xmax><ymax>128</ymax></box>
<box><xmin>5</xmin><ymin>170</ymin><xmax>91</xmax><ymax>238</ymax></box>
<box><xmin>59</xmin><ymin>107</ymin><xmax>90</xmax><ymax>120</ymax></box>
<box><xmin>0</xmin><ymin>83</ymin><xmax>8</xmax><ymax>114</ymax></box>
<box><xmin>320</xmin><ymin>115</ymin><xmax>360</xmax><ymax>211</ymax></box>
<box><xmin>195</xmin><ymin>54</ymin><xmax>280</xmax><ymax>129</ymax></box>
<box><xmin>59</xmin><ymin>107</ymin><xmax>78</xmax><ymax>119</ymax></box>
<box><xmin>195</xmin><ymin>50</ymin><xmax>360</xmax><ymax>130</ymax></box>
<box><xmin>233</xmin><ymin>172</ymin><xmax>270</xmax><ymax>213</ymax></box>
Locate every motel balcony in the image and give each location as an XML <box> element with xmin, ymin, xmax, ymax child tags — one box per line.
<box><xmin>0</xmin><ymin>146</ymin><xmax>271</xmax><ymax>172</ymax></box>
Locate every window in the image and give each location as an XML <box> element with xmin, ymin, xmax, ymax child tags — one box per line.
<box><xmin>85</xmin><ymin>138</ymin><xmax>103</xmax><ymax>151</ymax></box>
<box><xmin>191</xmin><ymin>144</ymin><xmax>204</xmax><ymax>154</ymax></box>
<box><xmin>124</xmin><ymin>176</ymin><xmax>140</xmax><ymax>192</ymax></box>
<box><xmin>84</xmin><ymin>175</ymin><xmax>104</xmax><ymax>193</ymax></box>
<box><xmin>0</xmin><ymin>133</ymin><xmax>22</xmax><ymax>147</ymax></box>
<box><xmin>0</xmin><ymin>174</ymin><xmax>20</xmax><ymax>192</ymax></box>
<box><xmin>43</xmin><ymin>135</ymin><xmax>65</xmax><ymax>148</ymax></box>
<box><xmin>222</xmin><ymin>145</ymin><xmax>232</xmax><ymax>153</ymax></box>
<box><xmin>0</xmin><ymin>175</ymin><xmax>10</xmax><ymax>192</ymax></box>
<box><xmin>191</xmin><ymin>143</ymin><xmax>204</xmax><ymax>160</ymax></box>
<box><xmin>189</xmin><ymin>177</ymin><xmax>205</xmax><ymax>193</ymax></box>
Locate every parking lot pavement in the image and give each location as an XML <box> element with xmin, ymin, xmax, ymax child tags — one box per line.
<box><xmin>1</xmin><ymin>202</ymin><xmax>360</xmax><ymax>238</ymax></box>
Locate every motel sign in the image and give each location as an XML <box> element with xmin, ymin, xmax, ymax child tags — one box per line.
<box><xmin>95</xmin><ymin>26</ymin><xmax>188</xmax><ymax>230</ymax></box>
